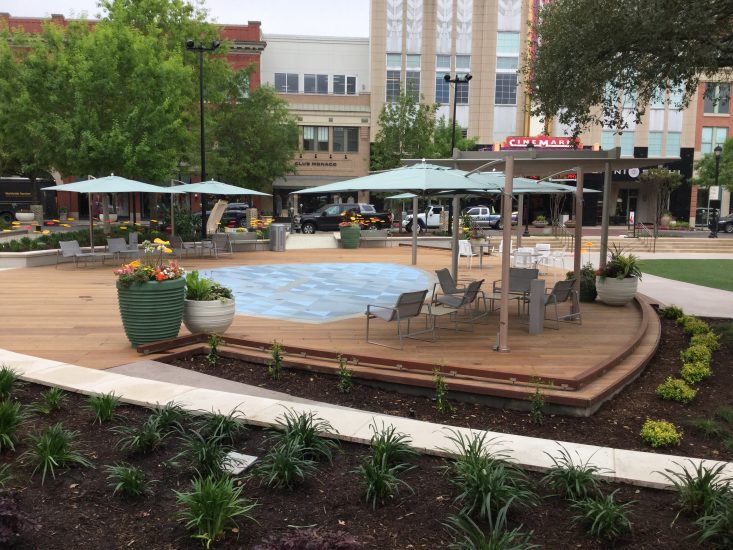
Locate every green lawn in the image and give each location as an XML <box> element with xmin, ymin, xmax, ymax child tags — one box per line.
<box><xmin>638</xmin><ymin>259</ymin><xmax>733</xmax><ymax>292</ymax></box>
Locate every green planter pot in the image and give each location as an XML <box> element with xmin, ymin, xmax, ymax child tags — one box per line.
<box><xmin>116</xmin><ymin>278</ymin><xmax>185</xmax><ymax>346</ymax></box>
<box><xmin>340</xmin><ymin>225</ymin><xmax>361</xmax><ymax>249</ymax></box>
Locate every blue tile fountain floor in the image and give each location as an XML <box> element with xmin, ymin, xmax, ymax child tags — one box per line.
<box><xmin>205</xmin><ymin>263</ymin><xmax>433</xmax><ymax>323</ymax></box>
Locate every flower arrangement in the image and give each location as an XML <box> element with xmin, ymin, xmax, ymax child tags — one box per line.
<box><xmin>114</xmin><ymin>238</ymin><xmax>183</xmax><ymax>286</ymax></box>
<box><xmin>185</xmin><ymin>271</ymin><xmax>233</xmax><ymax>302</ymax></box>
<box><xmin>338</xmin><ymin>210</ymin><xmax>381</xmax><ymax>229</ymax></box>
<box><xmin>595</xmin><ymin>245</ymin><xmax>642</xmax><ymax>280</ymax></box>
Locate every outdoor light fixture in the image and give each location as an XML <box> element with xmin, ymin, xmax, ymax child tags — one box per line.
<box><xmin>186</xmin><ymin>38</ymin><xmax>221</xmax><ymax>239</ymax></box>
<box><xmin>444</xmin><ymin>73</ymin><xmax>473</xmax><ymax>153</ymax></box>
<box><xmin>709</xmin><ymin>144</ymin><xmax>723</xmax><ymax>238</ymax></box>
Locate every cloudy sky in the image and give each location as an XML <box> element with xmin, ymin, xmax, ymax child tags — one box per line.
<box><xmin>2</xmin><ymin>0</ymin><xmax>371</xmax><ymax>37</ymax></box>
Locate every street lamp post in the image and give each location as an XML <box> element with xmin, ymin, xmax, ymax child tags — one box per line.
<box><xmin>443</xmin><ymin>73</ymin><xmax>472</xmax><ymax>154</ymax></box>
<box><xmin>186</xmin><ymin>38</ymin><xmax>220</xmax><ymax>239</ymax></box>
<box><xmin>709</xmin><ymin>144</ymin><xmax>722</xmax><ymax>238</ymax></box>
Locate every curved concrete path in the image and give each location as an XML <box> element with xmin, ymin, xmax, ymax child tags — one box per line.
<box><xmin>2</xmin><ymin>347</ymin><xmax>730</xmax><ymax>491</ymax></box>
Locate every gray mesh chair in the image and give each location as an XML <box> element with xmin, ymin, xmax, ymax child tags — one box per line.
<box><xmin>432</xmin><ymin>268</ymin><xmax>466</xmax><ymax>303</ymax></box>
<box><xmin>56</xmin><ymin>240</ymin><xmax>114</xmax><ymax>268</ymax></box>
<box><xmin>492</xmin><ymin>268</ymin><xmax>539</xmax><ymax>314</ymax></box>
<box><xmin>365</xmin><ymin>289</ymin><xmax>430</xmax><ymax>349</ymax></box>
<box><xmin>107</xmin><ymin>237</ymin><xmax>140</xmax><ymax>260</ymax></box>
<box><xmin>435</xmin><ymin>279</ymin><xmax>487</xmax><ymax>328</ymax></box>
<box><xmin>543</xmin><ymin>278</ymin><xmax>582</xmax><ymax>329</ymax></box>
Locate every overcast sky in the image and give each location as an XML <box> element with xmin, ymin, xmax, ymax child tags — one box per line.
<box><xmin>2</xmin><ymin>0</ymin><xmax>371</xmax><ymax>37</ymax></box>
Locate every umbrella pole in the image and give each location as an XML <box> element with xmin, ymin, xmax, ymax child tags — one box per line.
<box><xmin>171</xmin><ymin>192</ymin><xmax>176</xmax><ymax>237</ymax></box>
<box><xmin>411</xmin><ymin>195</ymin><xmax>419</xmax><ymax>265</ymax></box>
<box><xmin>88</xmin><ymin>193</ymin><xmax>94</xmax><ymax>254</ymax></box>
<box><xmin>451</xmin><ymin>195</ymin><xmax>460</xmax><ymax>280</ymax></box>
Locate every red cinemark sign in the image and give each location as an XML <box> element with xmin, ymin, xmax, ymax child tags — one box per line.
<box><xmin>503</xmin><ymin>136</ymin><xmax>581</xmax><ymax>149</ymax></box>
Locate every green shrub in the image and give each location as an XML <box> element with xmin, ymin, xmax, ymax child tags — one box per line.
<box><xmin>681</xmin><ymin>362</ymin><xmax>713</xmax><ymax>384</ymax></box>
<box><xmin>690</xmin><ymin>331</ymin><xmax>720</xmax><ymax>352</ymax></box>
<box><xmin>640</xmin><ymin>419</ymin><xmax>682</xmax><ymax>448</ymax></box>
<box><xmin>660</xmin><ymin>461</ymin><xmax>732</xmax><ymax>517</ymax></box>
<box><xmin>0</xmin><ymin>399</ymin><xmax>28</xmax><ymax>452</ymax></box>
<box><xmin>254</xmin><ymin>439</ymin><xmax>318</xmax><ymax>489</ymax></box>
<box><xmin>656</xmin><ymin>377</ymin><xmax>697</xmax><ymax>404</ymax></box>
<box><xmin>368</xmin><ymin>421</ymin><xmax>417</xmax><ymax>468</ymax></box>
<box><xmin>0</xmin><ymin>366</ymin><xmax>19</xmax><ymax>398</ymax></box>
<box><xmin>695</xmin><ymin>494</ymin><xmax>733</xmax><ymax>549</ymax></box>
<box><xmin>433</xmin><ymin>368</ymin><xmax>453</xmax><ymax>413</ymax></box>
<box><xmin>105</xmin><ymin>462</ymin><xmax>153</xmax><ymax>498</ymax></box>
<box><xmin>571</xmin><ymin>490</ymin><xmax>634</xmax><ymax>542</ymax></box>
<box><xmin>680</xmin><ymin>345</ymin><xmax>712</xmax><ymax>367</ymax></box>
<box><xmin>542</xmin><ymin>446</ymin><xmax>607</xmax><ymax>501</ymax></box>
<box><xmin>529</xmin><ymin>380</ymin><xmax>546</xmax><ymax>425</ymax></box>
<box><xmin>30</xmin><ymin>387</ymin><xmax>67</xmax><ymax>414</ymax></box>
<box><xmin>716</xmin><ymin>406</ymin><xmax>733</xmax><ymax>425</ymax></box>
<box><xmin>22</xmin><ymin>423</ymin><xmax>93</xmax><ymax>483</ymax></box>
<box><xmin>176</xmin><ymin>475</ymin><xmax>257</xmax><ymax>549</ymax></box>
<box><xmin>688</xmin><ymin>418</ymin><xmax>727</xmax><ymax>439</ymax></box>
<box><xmin>444</xmin><ymin>430</ymin><xmax>538</xmax><ymax>522</ymax></box>
<box><xmin>87</xmin><ymin>392</ymin><xmax>121</xmax><ymax>424</ymax></box>
<box><xmin>207</xmin><ymin>334</ymin><xmax>223</xmax><ymax>367</ymax></box>
<box><xmin>355</xmin><ymin>454</ymin><xmax>414</xmax><ymax>509</ymax></box>
<box><xmin>445</xmin><ymin>510</ymin><xmax>538</xmax><ymax>550</ymax></box>
<box><xmin>267</xmin><ymin>340</ymin><xmax>283</xmax><ymax>380</ymax></box>
<box><xmin>177</xmin><ymin>431</ymin><xmax>230</xmax><ymax>478</ymax></box>
<box><xmin>677</xmin><ymin>316</ymin><xmax>711</xmax><ymax>336</ymax></box>
<box><xmin>336</xmin><ymin>353</ymin><xmax>352</xmax><ymax>393</ymax></box>
<box><xmin>114</xmin><ymin>416</ymin><xmax>167</xmax><ymax>455</ymax></box>
<box><xmin>660</xmin><ymin>304</ymin><xmax>684</xmax><ymax>320</ymax></box>
<box><xmin>267</xmin><ymin>409</ymin><xmax>338</xmax><ymax>463</ymax></box>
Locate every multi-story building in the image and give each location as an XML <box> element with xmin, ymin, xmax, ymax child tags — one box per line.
<box><xmin>260</xmin><ymin>34</ymin><xmax>372</xmax><ymax>214</ymax></box>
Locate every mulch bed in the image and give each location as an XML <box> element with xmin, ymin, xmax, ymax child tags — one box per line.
<box><xmin>170</xmin><ymin>316</ymin><xmax>733</xmax><ymax>462</ymax></box>
<box><xmin>0</xmin><ymin>381</ymin><xmax>704</xmax><ymax>549</ymax></box>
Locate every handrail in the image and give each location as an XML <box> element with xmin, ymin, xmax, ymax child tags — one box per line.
<box><xmin>636</xmin><ymin>222</ymin><xmax>654</xmax><ymax>252</ymax></box>
<box><xmin>554</xmin><ymin>223</ymin><xmax>575</xmax><ymax>250</ymax></box>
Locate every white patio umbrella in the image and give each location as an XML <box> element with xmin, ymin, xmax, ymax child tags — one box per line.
<box><xmin>42</xmin><ymin>175</ymin><xmax>185</xmax><ymax>249</ymax></box>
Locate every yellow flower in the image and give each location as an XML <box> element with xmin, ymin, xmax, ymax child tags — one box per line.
<box><xmin>33</xmin><ymin>230</ymin><xmax>41</xmax><ymax>234</ymax></box>
<box><xmin>11</xmin><ymin>221</ymin><xmax>19</xmax><ymax>225</ymax></box>
<box><xmin>1</xmin><ymin>229</ymin><xmax>9</xmax><ymax>233</ymax></box>
<box><xmin>119</xmin><ymin>226</ymin><xmax>127</xmax><ymax>230</ymax></box>
<box><xmin>162</xmin><ymin>247</ymin><xmax>173</xmax><ymax>254</ymax></box>
<box><xmin>153</xmin><ymin>238</ymin><xmax>170</xmax><ymax>245</ymax></box>
<box><xmin>129</xmin><ymin>260</ymin><xmax>141</xmax><ymax>268</ymax></box>
<box><xmin>42</xmin><ymin>230</ymin><xmax>50</xmax><ymax>235</ymax></box>
<box><xmin>52</xmin><ymin>219</ymin><xmax>60</xmax><ymax>223</ymax></box>
<box><xmin>61</xmin><ymin>223</ymin><xmax>71</xmax><ymax>228</ymax></box>
<box><xmin>584</xmin><ymin>241</ymin><xmax>593</xmax><ymax>247</ymax></box>
<box><xmin>67</xmin><ymin>217</ymin><xmax>76</xmax><ymax>220</ymax></box>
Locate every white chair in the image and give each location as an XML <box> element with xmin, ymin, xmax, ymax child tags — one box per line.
<box><xmin>534</xmin><ymin>243</ymin><xmax>552</xmax><ymax>274</ymax></box>
<box><xmin>513</xmin><ymin>247</ymin><xmax>535</xmax><ymax>268</ymax></box>
<box><xmin>546</xmin><ymin>245</ymin><xmax>568</xmax><ymax>273</ymax></box>
<box><xmin>497</xmin><ymin>239</ymin><xmax>513</xmax><ymax>256</ymax></box>
<box><xmin>458</xmin><ymin>240</ymin><xmax>477</xmax><ymax>269</ymax></box>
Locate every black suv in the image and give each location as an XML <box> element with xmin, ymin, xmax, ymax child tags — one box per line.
<box><xmin>299</xmin><ymin>203</ymin><xmax>390</xmax><ymax>233</ymax></box>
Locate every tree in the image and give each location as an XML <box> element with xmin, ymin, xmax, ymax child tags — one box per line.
<box><xmin>525</xmin><ymin>0</ymin><xmax>733</xmax><ymax>134</ymax></box>
<box><xmin>637</xmin><ymin>168</ymin><xmax>683</xmax><ymax>233</ymax></box>
<box><xmin>691</xmin><ymin>137</ymin><xmax>733</xmax><ymax>192</ymax></box>
<box><xmin>433</xmin><ymin>116</ymin><xmax>477</xmax><ymax>158</ymax></box>
<box><xmin>370</xmin><ymin>92</ymin><xmax>438</xmax><ymax>171</ymax></box>
<box><xmin>208</xmin><ymin>83</ymin><xmax>299</xmax><ymax>189</ymax></box>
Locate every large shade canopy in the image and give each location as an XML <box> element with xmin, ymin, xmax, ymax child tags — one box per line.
<box><xmin>178</xmin><ymin>180</ymin><xmax>270</xmax><ymax>196</ymax></box>
<box><xmin>42</xmin><ymin>175</ymin><xmax>185</xmax><ymax>248</ymax></box>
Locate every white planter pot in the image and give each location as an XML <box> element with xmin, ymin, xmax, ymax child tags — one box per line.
<box><xmin>183</xmin><ymin>298</ymin><xmax>235</xmax><ymax>335</ymax></box>
<box><xmin>595</xmin><ymin>276</ymin><xmax>638</xmax><ymax>306</ymax></box>
<box><xmin>15</xmin><ymin>212</ymin><xmax>35</xmax><ymax>222</ymax></box>
<box><xmin>99</xmin><ymin>213</ymin><xmax>118</xmax><ymax>222</ymax></box>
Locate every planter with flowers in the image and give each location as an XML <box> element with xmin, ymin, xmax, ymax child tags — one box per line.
<box><xmin>338</xmin><ymin>212</ymin><xmax>362</xmax><ymax>249</ymax></box>
<box><xmin>183</xmin><ymin>270</ymin><xmax>235</xmax><ymax>335</ymax></box>
<box><xmin>595</xmin><ymin>245</ymin><xmax>642</xmax><ymax>306</ymax></box>
<box><xmin>114</xmin><ymin>238</ymin><xmax>185</xmax><ymax>346</ymax></box>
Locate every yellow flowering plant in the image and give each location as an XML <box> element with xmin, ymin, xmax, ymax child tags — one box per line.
<box><xmin>114</xmin><ymin>238</ymin><xmax>183</xmax><ymax>286</ymax></box>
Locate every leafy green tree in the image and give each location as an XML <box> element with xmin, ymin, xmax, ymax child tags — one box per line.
<box><xmin>208</xmin><ymin>83</ymin><xmax>299</xmax><ymax>189</ymax></box>
<box><xmin>692</xmin><ymin>137</ymin><xmax>733</xmax><ymax>193</ymax></box>
<box><xmin>526</xmin><ymin>0</ymin><xmax>733</xmax><ymax>134</ymax></box>
<box><xmin>370</xmin><ymin>91</ymin><xmax>438</xmax><ymax>171</ymax></box>
<box><xmin>433</xmin><ymin>116</ymin><xmax>477</xmax><ymax>158</ymax></box>
<box><xmin>637</xmin><ymin>168</ymin><xmax>683</xmax><ymax>229</ymax></box>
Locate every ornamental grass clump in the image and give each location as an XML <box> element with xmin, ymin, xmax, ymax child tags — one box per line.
<box><xmin>0</xmin><ymin>366</ymin><xmax>19</xmax><ymax>398</ymax></box>
<box><xmin>542</xmin><ymin>446</ymin><xmax>608</xmax><ymax>501</ymax></box>
<box><xmin>105</xmin><ymin>462</ymin><xmax>154</xmax><ymax>498</ymax></box>
<box><xmin>656</xmin><ymin>377</ymin><xmax>697</xmax><ymax>404</ymax></box>
<box><xmin>444</xmin><ymin>511</ymin><xmax>538</xmax><ymax>550</ymax></box>
<box><xmin>571</xmin><ymin>490</ymin><xmax>634</xmax><ymax>542</ymax></box>
<box><xmin>681</xmin><ymin>362</ymin><xmax>713</xmax><ymax>385</ymax></box>
<box><xmin>176</xmin><ymin>431</ymin><xmax>230</xmax><ymax>478</ymax></box>
<box><xmin>194</xmin><ymin>408</ymin><xmax>247</xmax><ymax>446</ymax></box>
<box><xmin>640</xmin><ymin>419</ymin><xmax>682</xmax><ymax>448</ymax></box>
<box><xmin>114</xmin><ymin>238</ymin><xmax>184</xmax><ymax>286</ymax></box>
<box><xmin>30</xmin><ymin>387</ymin><xmax>67</xmax><ymax>414</ymax></box>
<box><xmin>22</xmin><ymin>423</ymin><xmax>93</xmax><ymax>484</ymax></box>
<box><xmin>660</xmin><ymin>461</ymin><xmax>732</xmax><ymax>518</ymax></box>
<box><xmin>114</xmin><ymin>416</ymin><xmax>168</xmax><ymax>455</ymax></box>
<box><xmin>255</xmin><ymin>439</ymin><xmax>318</xmax><ymax>489</ymax></box>
<box><xmin>0</xmin><ymin>399</ymin><xmax>28</xmax><ymax>452</ymax></box>
<box><xmin>87</xmin><ymin>392</ymin><xmax>121</xmax><ymax>424</ymax></box>
<box><xmin>268</xmin><ymin>409</ymin><xmax>338</xmax><ymax>464</ymax></box>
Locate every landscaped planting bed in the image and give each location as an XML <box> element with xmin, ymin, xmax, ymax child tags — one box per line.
<box><xmin>0</xmin><ymin>377</ymin><xmax>724</xmax><ymax>549</ymax></box>
<box><xmin>171</xmin><ymin>315</ymin><xmax>733</xmax><ymax>462</ymax></box>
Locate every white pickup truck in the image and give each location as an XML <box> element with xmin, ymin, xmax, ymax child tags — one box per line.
<box><xmin>401</xmin><ymin>205</ymin><xmax>448</xmax><ymax>233</ymax></box>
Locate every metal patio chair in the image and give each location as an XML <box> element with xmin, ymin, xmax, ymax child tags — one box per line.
<box><xmin>365</xmin><ymin>289</ymin><xmax>431</xmax><ymax>349</ymax></box>
<box><xmin>56</xmin><ymin>240</ymin><xmax>114</xmax><ymax>268</ymax></box>
<box><xmin>543</xmin><ymin>278</ymin><xmax>582</xmax><ymax>329</ymax></box>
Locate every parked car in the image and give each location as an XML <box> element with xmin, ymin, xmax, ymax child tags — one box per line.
<box><xmin>461</xmin><ymin>205</ymin><xmax>518</xmax><ymax>229</ymax></box>
<box><xmin>194</xmin><ymin>203</ymin><xmax>250</xmax><ymax>228</ymax></box>
<box><xmin>299</xmin><ymin>203</ymin><xmax>391</xmax><ymax>234</ymax></box>
<box><xmin>716</xmin><ymin>212</ymin><xmax>733</xmax><ymax>233</ymax></box>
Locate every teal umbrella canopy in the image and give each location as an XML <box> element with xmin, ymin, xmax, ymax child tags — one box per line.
<box><xmin>179</xmin><ymin>180</ymin><xmax>270</xmax><ymax>196</ymax></box>
<box><xmin>42</xmin><ymin>175</ymin><xmax>185</xmax><ymax>194</ymax></box>
<box><xmin>294</xmin><ymin>163</ymin><xmax>502</xmax><ymax>194</ymax></box>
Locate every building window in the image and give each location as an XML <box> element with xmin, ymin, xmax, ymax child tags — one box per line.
<box><xmin>304</xmin><ymin>74</ymin><xmax>327</xmax><ymax>94</ymax></box>
<box><xmin>386</xmin><ymin>53</ymin><xmax>401</xmax><ymax>69</ymax></box>
<box><xmin>701</xmin><ymin>127</ymin><xmax>728</xmax><ymax>154</ymax></box>
<box><xmin>496</xmin><ymin>57</ymin><xmax>518</xmax><ymax>71</ymax></box>
<box><xmin>274</xmin><ymin>73</ymin><xmax>299</xmax><ymax>93</ymax></box>
<box><xmin>495</xmin><ymin>73</ymin><xmax>517</xmax><ymax>105</ymax></box>
<box><xmin>436</xmin><ymin>55</ymin><xmax>450</xmax><ymax>70</ymax></box>
<box><xmin>455</xmin><ymin>79</ymin><xmax>469</xmax><ymax>105</ymax></box>
<box><xmin>406</xmin><ymin>54</ymin><xmax>421</xmax><ymax>69</ymax></box>
<box><xmin>435</xmin><ymin>74</ymin><xmax>450</xmax><ymax>104</ymax></box>
<box><xmin>620</xmin><ymin>131</ymin><xmax>635</xmax><ymax>156</ymax></box>
<box><xmin>455</xmin><ymin>55</ymin><xmax>471</xmax><ymax>71</ymax></box>
<box><xmin>333</xmin><ymin>75</ymin><xmax>356</xmax><ymax>95</ymax></box>
<box><xmin>668</xmin><ymin>85</ymin><xmax>684</xmax><ymax>108</ymax></box>
<box><xmin>647</xmin><ymin>132</ymin><xmax>663</xmax><ymax>156</ymax></box>
<box><xmin>601</xmin><ymin>130</ymin><xmax>615</xmax><ymax>151</ymax></box>
<box><xmin>333</xmin><ymin>127</ymin><xmax>359</xmax><ymax>152</ymax></box>
<box><xmin>650</xmin><ymin>87</ymin><xmax>665</xmax><ymax>109</ymax></box>
<box><xmin>386</xmin><ymin>70</ymin><xmax>401</xmax><ymax>102</ymax></box>
<box><xmin>665</xmin><ymin>132</ymin><xmax>680</xmax><ymax>157</ymax></box>
<box><xmin>496</xmin><ymin>32</ymin><xmax>520</xmax><ymax>54</ymax></box>
<box><xmin>303</xmin><ymin>126</ymin><xmax>329</xmax><ymax>152</ymax></box>
<box><xmin>406</xmin><ymin>71</ymin><xmax>420</xmax><ymax>101</ymax></box>
<box><xmin>704</xmin><ymin>83</ymin><xmax>730</xmax><ymax>115</ymax></box>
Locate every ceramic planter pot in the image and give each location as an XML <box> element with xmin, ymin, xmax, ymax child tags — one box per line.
<box><xmin>339</xmin><ymin>225</ymin><xmax>361</xmax><ymax>249</ymax></box>
<box><xmin>15</xmin><ymin>212</ymin><xmax>35</xmax><ymax>222</ymax></box>
<box><xmin>183</xmin><ymin>298</ymin><xmax>235</xmax><ymax>335</ymax></box>
<box><xmin>595</xmin><ymin>276</ymin><xmax>638</xmax><ymax>306</ymax></box>
<box><xmin>99</xmin><ymin>213</ymin><xmax>118</xmax><ymax>222</ymax></box>
<box><xmin>116</xmin><ymin>278</ymin><xmax>185</xmax><ymax>346</ymax></box>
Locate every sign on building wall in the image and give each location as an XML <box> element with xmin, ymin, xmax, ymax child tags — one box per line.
<box><xmin>502</xmin><ymin>136</ymin><xmax>581</xmax><ymax>149</ymax></box>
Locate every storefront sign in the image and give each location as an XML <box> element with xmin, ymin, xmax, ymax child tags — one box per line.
<box><xmin>502</xmin><ymin>136</ymin><xmax>581</xmax><ymax>149</ymax></box>
<box><xmin>295</xmin><ymin>160</ymin><xmax>340</xmax><ymax>168</ymax></box>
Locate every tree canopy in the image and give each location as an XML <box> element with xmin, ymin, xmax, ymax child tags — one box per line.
<box><xmin>526</xmin><ymin>0</ymin><xmax>733</xmax><ymax>134</ymax></box>
<box><xmin>692</xmin><ymin>137</ymin><xmax>733</xmax><ymax>192</ymax></box>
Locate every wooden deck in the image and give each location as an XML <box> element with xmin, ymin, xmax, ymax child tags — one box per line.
<box><xmin>0</xmin><ymin>246</ymin><xmax>660</xmax><ymax>415</ymax></box>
